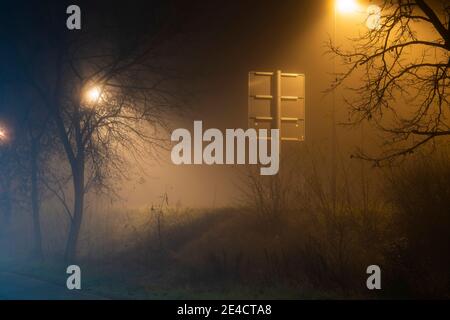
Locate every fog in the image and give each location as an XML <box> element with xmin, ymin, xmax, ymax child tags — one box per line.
<box><xmin>1</xmin><ymin>0</ymin><xmax>448</xmax><ymax>299</ymax></box>
<box><xmin>112</xmin><ymin>0</ymin><xmax>379</xmax><ymax>208</ymax></box>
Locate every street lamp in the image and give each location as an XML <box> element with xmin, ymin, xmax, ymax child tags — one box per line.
<box><xmin>333</xmin><ymin>0</ymin><xmax>380</xmax><ymax>216</ymax></box>
<box><xmin>86</xmin><ymin>86</ymin><xmax>102</xmax><ymax>104</ymax></box>
<box><xmin>0</xmin><ymin>125</ymin><xmax>8</xmax><ymax>143</ymax></box>
<box><xmin>336</xmin><ymin>0</ymin><xmax>359</xmax><ymax>14</ymax></box>
<box><xmin>330</xmin><ymin>0</ymin><xmax>361</xmax><ymax>215</ymax></box>
<box><xmin>336</xmin><ymin>1</ymin><xmax>381</xmax><ymax>29</ymax></box>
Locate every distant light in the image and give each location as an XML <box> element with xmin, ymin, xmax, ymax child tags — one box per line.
<box><xmin>366</xmin><ymin>5</ymin><xmax>381</xmax><ymax>30</ymax></box>
<box><xmin>86</xmin><ymin>86</ymin><xmax>102</xmax><ymax>104</ymax></box>
<box><xmin>336</xmin><ymin>0</ymin><xmax>359</xmax><ymax>14</ymax></box>
<box><xmin>0</xmin><ymin>126</ymin><xmax>7</xmax><ymax>143</ymax></box>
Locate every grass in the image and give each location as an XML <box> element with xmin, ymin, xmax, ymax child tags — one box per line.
<box><xmin>0</xmin><ymin>256</ymin><xmax>336</xmax><ymax>299</ymax></box>
<box><xmin>2</xmin><ymin>147</ymin><xmax>450</xmax><ymax>299</ymax></box>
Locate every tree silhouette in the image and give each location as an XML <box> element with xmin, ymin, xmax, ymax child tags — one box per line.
<box><xmin>2</xmin><ymin>1</ymin><xmax>185</xmax><ymax>262</ymax></box>
<box><xmin>1</xmin><ymin>80</ymin><xmax>60</xmax><ymax>259</ymax></box>
<box><xmin>329</xmin><ymin>0</ymin><xmax>449</xmax><ymax>164</ymax></box>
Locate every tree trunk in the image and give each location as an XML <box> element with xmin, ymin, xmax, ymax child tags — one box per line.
<box><xmin>30</xmin><ymin>142</ymin><xmax>43</xmax><ymax>259</ymax></box>
<box><xmin>1</xmin><ymin>182</ymin><xmax>12</xmax><ymax>225</ymax></box>
<box><xmin>64</xmin><ymin>160</ymin><xmax>85</xmax><ymax>264</ymax></box>
<box><xmin>0</xmin><ymin>186</ymin><xmax>12</xmax><ymax>257</ymax></box>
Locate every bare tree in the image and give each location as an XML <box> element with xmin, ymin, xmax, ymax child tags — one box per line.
<box><xmin>3</xmin><ymin>1</ymin><xmax>185</xmax><ymax>262</ymax></box>
<box><xmin>55</xmin><ymin>8</ymin><xmax>183</xmax><ymax>263</ymax></box>
<box><xmin>0</xmin><ymin>88</ymin><xmax>55</xmax><ymax>259</ymax></box>
<box><xmin>328</xmin><ymin>0</ymin><xmax>449</xmax><ymax>164</ymax></box>
<box><xmin>0</xmin><ymin>134</ymin><xmax>14</xmax><ymax>227</ymax></box>
<box><xmin>25</xmin><ymin>104</ymin><xmax>53</xmax><ymax>259</ymax></box>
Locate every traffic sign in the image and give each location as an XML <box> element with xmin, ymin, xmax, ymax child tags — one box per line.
<box><xmin>248</xmin><ymin>70</ymin><xmax>305</xmax><ymax>141</ymax></box>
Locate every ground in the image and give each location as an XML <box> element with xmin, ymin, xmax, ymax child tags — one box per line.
<box><xmin>0</xmin><ymin>271</ymin><xmax>104</xmax><ymax>300</ymax></box>
<box><xmin>0</xmin><ymin>258</ymin><xmax>333</xmax><ymax>300</ymax></box>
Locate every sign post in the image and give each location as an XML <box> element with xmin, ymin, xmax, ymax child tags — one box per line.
<box><xmin>248</xmin><ymin>70</ymin><xmax>305</xmax><ymax>145</ymax></box>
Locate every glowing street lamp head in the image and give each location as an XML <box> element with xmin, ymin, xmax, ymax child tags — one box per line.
<box><xmin>86</xmin><ymin>86</ymin><xmax>102</xmax><ymax>104</ymax></box>
<box><xmin>0</xmin><ymin>126</ymin><xmax>7</xmax><ymax>143</ymax></box>
<box><xmin>336</xmin><ymin>0</ymin><xmax>359</xmax><ymax>14</ymax></box>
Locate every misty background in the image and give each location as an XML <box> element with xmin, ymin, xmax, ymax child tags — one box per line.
<box><xmin>0</xmin><ymin>0</ymin><xmax>448</xmax><ymax>299</ymax></box>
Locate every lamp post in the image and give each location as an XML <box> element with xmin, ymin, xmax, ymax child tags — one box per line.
<box><xmin>331</xmin><ymin>0</ymin><xmax>360</xmax><ymax>214</ymax></box>
<box><xmin>330</xmin><ymin>0</ymin><xmax>359</xmax><ymax>214</ymax></box>
<box><xmin>332</xmin><ymin>0</ymin><xmax>379</xmax><ymax>215</ymax></box>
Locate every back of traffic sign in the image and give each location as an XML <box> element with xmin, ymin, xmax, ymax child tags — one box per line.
<box><xmin>248</xmin><ymin>71</ymin><xmax>305</xmax><ymax>141</ymax></box>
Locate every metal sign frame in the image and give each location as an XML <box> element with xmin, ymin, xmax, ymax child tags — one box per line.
<box><xmin>248</xmin><ymin>70</ymin><xmax>305</xmax><ymax>141</ymax></box>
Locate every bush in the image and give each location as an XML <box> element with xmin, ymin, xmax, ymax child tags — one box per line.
<box><xmin>384</xmin><ymin>149</ymin><xmax>450</xmax><ymax>298</ymax></box>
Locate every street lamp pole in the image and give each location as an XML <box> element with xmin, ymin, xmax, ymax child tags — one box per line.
<box><xmin>331</xmin><ymin>2</ymin><xmax>339</xmax><ymax>216</ymax></box>
<box><xmin>332</xmin><ymin>0</ymin><xmax>375</xmax><ymax>216</ymax></box>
